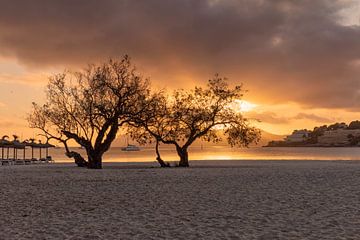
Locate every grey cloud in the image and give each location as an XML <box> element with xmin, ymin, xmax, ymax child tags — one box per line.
<box><xmin>248</xmin><ymin>111</ymin><xmax>334</xmax><ymax>124</ymax></box>
<box><xmin>246</xmin><ymin>111</ymin><xmax>290</xmax><ymax>124</ymax></box>
<box><xmin>293</xmin><ymin>113</ymin><xmax>333</xmax><ymax>123</ymax></box>
<box><xmin>0</xmin><ymin>0</ymin><xmax>360</xmax><ymax>108</ymax></box>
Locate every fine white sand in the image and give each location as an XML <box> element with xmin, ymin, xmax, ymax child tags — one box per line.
<box><xmin>1</xmin><ymin>160</ymin><xmax>360</xmax><ymax>239</ymax></box>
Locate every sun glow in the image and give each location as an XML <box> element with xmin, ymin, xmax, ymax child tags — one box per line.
<box><xmin>233</xmin><ymin>100</ymin><xmax>258</xmax><ymax>113</ymax></box>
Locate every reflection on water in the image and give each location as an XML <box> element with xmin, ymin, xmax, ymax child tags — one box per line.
<box><xmin>46</xmin><ymin>146</ymin><xmax>360</xmax><ymax>163</ymax></box>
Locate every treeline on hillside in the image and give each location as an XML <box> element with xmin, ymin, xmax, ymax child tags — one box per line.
<box><xmin>267</xmin><ymin>121</ymin><xmax>360</xmax><ymax>147</ymax></box>
<box><xmin>307</xmin><ymin>121</ymin><xmax>360</xmax><ymax>144</ymax></box>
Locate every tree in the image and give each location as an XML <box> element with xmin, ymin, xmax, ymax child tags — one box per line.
<box><xmin>306</xmin><ymin>125</ymin><xmax>328</xmax><ymax>144</ymax></box>
<box><xmin>28</xmin><ymin>56</ymin><xmax>150</xmax><ymax>169</ymax></box>
<box><xmin>348</xmin><ymin>120</ymin><xmax>360</xmax><ymax>130</ymax></box>
<box><xmin>328</xmin><ymin>122</ymin><xmax>347</xmax><ymax>131</ymax></box>
<box><xmin>130</xmin><ymin>75</ymin><xmax>261</xmax><ymax>167</ymax></box>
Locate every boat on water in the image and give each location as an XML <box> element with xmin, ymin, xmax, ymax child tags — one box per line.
<box><xmin>121</xmin><ymin>144</ymin><xmax>141</xmax><ymax>151</ymax></box>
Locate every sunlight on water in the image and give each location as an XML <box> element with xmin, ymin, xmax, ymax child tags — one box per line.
<box><xmin>45</xmin><ymin>146</ymin><xmax>360</xmax><ymax>163</ymax></box>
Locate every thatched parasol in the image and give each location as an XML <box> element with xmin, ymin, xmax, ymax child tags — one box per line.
<box><xmin>0</xmin><ymin>135</ymin><xmax>11</xmax><ymax>159</ymax></box>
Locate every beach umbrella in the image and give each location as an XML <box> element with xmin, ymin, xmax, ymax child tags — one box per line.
<box><xmin>0</xmin><ymin>139</ymin><xmax>6</xmax><ymax>159</ymax></box>
<box><xmin>43</xmin><ymin>142</ymin><xmax>55</xmax><ymax>157</ymax></box>
<box><xmin>23</xmin><ymin>139</ymin><xmax>55</xmax><ymax>160</ymax></box>
<box><xmin>17</xmin><ymin>141</ymin><xmax>26</xmax><ymax>160</ymax></box>
<box><xmin>38</xmin><ymin>140</ymin><xmax>42</xmax><ymax>159</ymax></box>
<box><xmin>0</xmin><ymin>139</ymin><xmax>4</xmax><ymax>159</ymax></box>
<box><xmin>10</xmin><ymin>135</ymin><xmax>26</xmax><ymax>160</ymax></box>
<box><xmin>26</xmin><ymin>140</ymin><xmax>40</xmax><ymax>159</ymax></box>
<box><xmin>12</xmin><ymin>135</ymin><xmax>18</xmax><ymax>159</ymax></box>
<box><xmin>11</xmin><ymin>139</ymin><xmax>26</xmax><ymax>160</ymax></box>
<box><xmin>24</xmin><ymin>139</ymin><xmax>36</xmax><ymax>159</ymax></box>
<box><xmin>0</xmin><ymin>135</ymin><xmax>10</xmax><ymax>159</ymax></box>
<box><xmin>37</xmin><ymin>141</ymin><xmax>55</xmax><ymax>158</ymax></box>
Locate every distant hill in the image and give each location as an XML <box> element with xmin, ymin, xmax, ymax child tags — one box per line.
<box><xmin>266</xmin><ymin>120</ymin><xmax>360</xmax><ymax>147</ymax></box>
<box><xmin>257</xmin><ymin>130</ymin><xmax>285</xmax><ymax>146</ymax></box>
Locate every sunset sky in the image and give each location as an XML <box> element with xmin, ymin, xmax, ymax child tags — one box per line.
<box><xmin>1</xmin><ymin>0</ymin><xmax>360</xmax><ymax>138</ymax></box>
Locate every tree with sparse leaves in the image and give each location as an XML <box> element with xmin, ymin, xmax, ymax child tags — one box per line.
<box><xmin>28</xmin><ymin>56</ymin><xmax>150</xmax><ymax>169</ymax></box>
<box><xmin>129</xmin><ymin>75</ymin><xmax>261</xmax><ymax>167</ymax></box>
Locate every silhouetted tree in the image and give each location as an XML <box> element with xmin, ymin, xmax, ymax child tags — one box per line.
<box><xmin>28</xmin><ymin>56</ymin><xmax>150</xmax><ymax>169</ymax></box>
<box><xmin>328</xmin><ymin>122</ymin><xmax>347</xmax><ymax>131</ymax></box>
<box><xmin>306</xmin><ymin>125</ymin><xmax>328</xmax><ymax>144</ymax></box>
<box><xmin>348</xmin><ymin>120</ymin><xmax>360</xmax><ymax>130</ymax></box>
<box><xmin>130</xmin><ymin>75</ymin><xmax>261</xmax><ymax>167</ymax></box>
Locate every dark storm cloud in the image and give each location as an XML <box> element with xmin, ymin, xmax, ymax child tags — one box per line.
<box><xmin>0</xmin><ymin>0</ymin><xmax>360</xmax><ymax>108</ymax></box>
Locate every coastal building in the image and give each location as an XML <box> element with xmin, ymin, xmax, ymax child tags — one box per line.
<box><xmin>317</xmin><ymin>129</ymin><xmax>360</xmax><ymax>146</ymax></box>
<box><xmin>284</xmin><ymin>130</ymin><xmax>310</xmax><ymax>142</ymax></box>
<box><xmin>338</xmin><ymin>123</ymin><xmax>348</xmax><ymax>129</ymax></box>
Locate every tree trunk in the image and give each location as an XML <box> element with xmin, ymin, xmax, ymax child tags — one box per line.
<box><xmin>87</xmin><ymin>152</ymin><xmax>102</xmax><ymax>169</ymax></box>
<box><xmin>155</xmin><ymin>140</ymin><xmax>170</xmax><ymax>167</ymax></box>
<box><xmin>66</xmin><ymin>151</ymin><xmax>88</xmax><ymax>167</ymax></box>
<box><xmin>176</xmin><ymin>146</ymin><xmax>189</xmax><ymax>167</ymax></box>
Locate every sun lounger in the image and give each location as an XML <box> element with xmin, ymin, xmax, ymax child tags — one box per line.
<box><xmin>1</xmin><ymin>159</ymin><xmax>12</xmax><ymax>165</ymax></box>
<box><xmin>14</xmin><ymin>159</ymin><xmax>25</xmax><ymax>165</ymax></box>
<box><xmin>24</xmin><ymin>159</ymin><xmax>32</xmax><ymax>165</ymax></box>
<box><xmin>46</xmin><ymin>156</ymin><xmax>54</xmax><ymax>163</ymax></box>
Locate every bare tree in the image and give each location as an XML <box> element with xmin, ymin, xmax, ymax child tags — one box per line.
<box><xmin>130</xmin><ymin>75</ymin><xmax>261</xmax><ymax>167</ymax></box>
<box><xmin>28</xmin><ymin>56</ymin><xmax>150</xmax><ymax>169</ymax></box>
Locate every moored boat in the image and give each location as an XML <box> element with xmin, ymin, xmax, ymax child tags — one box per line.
<box><xmin>121</xmin><ymin>144</ymin><xmax>140</xmax><ymax>151</ymax></box>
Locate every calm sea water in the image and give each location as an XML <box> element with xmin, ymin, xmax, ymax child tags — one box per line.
<box><xmin>41</xmin><ymin>146</ymin><xmax>360</xmax><ymax>163</ymax></box>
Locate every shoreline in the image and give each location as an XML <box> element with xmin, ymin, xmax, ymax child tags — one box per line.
<box><xmin>42</xmin><ymin>158</ymin><xmax>360</xmax><ymax>164</ymax></box>
<box><xmin>3</xmin><ymin>158</ymin><xmax>360</xmax><ymax>167</ymax></box>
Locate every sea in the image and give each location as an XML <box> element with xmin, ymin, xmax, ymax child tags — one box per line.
<box><xmin>42</xmin><ymin>146</ymin><xmax>360</xmax><ymax>163</ymax></box>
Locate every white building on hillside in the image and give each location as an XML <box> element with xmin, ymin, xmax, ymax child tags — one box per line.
<box><xmin>285</xmin><ymin>130</ymin><xmax>310</xmax><ymax>142</ymax></box>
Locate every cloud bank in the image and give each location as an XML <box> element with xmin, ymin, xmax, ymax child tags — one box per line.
<box><xmin>0</xmin><ymin>0</ymin><xmax>360</xmax><ymax>108</ymax></box>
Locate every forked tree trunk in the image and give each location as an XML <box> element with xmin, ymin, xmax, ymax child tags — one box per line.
<box><xmin>66</xmin><ymin>151</ymin><xmax>88</xmax><ymax>167</ymax></box>
<box><xmin>155</xmin><ymin>140</ymin><xmax>170</xmax><ymax>167</ymax></box>
<box><xmin>176</xmin><ymin>146</ymin><xmax>189</xmax><ymax>167</ymax></box>
<box><xmin>62</xmin><ymin>140</ymin><xmax>88</xmax><ymax>167</ymax></box>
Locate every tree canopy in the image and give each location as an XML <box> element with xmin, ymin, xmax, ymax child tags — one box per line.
<box><xmin>129</xmin><ymin>75</ymin><xmax>261</xmax><ymax>167</ymax></box>
<box><xmin>348</xmin><ymin>121</ymin><xmax>360</xmax><ymax>130</ymax></box>
<box><xmin>28</xmin><ymin>56</ymin><xmax>150</xmax><ymax>169</ymax></box>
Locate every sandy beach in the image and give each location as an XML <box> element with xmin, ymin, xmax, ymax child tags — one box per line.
<box><xmin>1</xmin><ymin>160</ymin><xmax>360</xmax><ymax>239</ymax></box>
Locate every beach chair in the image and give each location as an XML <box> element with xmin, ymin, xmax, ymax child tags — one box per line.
<box><xmin>1</xmin><ymin>159</ymin><xmax>12</xmax><ymax>166</ymax></box>
<box><xmin>46</xmin><ymin>156</ymin><xmax>54</xmax><ymax>163</ymax></box>
<box><xmin>14</xmin><ymin>159</ymin><xmax>25</xmax><ymax>165</ymax></box>
<box><xmin>24</xmin><ymin>159</ymin><xmax>32</xmax><ymax>165</ymax></box>
<box><xmin>31</xmin><ymin>158</ymin><xmax>39</xmax><ymax>164</ymax></box>
<box><xmin>40</xmin><ymin>158</ymin><xmax>48</xmax><ymax>163</ymax></box>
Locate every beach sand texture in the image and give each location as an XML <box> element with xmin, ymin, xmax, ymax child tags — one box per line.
<box><xmin>0</xmin><ymin>160</ymin><xmax>360</xmax><ymax>239</ymax></box>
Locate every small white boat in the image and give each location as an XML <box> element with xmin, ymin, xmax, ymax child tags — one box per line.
<box><xmin>121</xmin><ymin>144</ymin><xmax>140</xmax><ymax>151</ymax></box>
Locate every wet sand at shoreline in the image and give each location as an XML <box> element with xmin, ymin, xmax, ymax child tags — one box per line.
<box><xmin>1</xmin><ymin>160</ymin><xmax>360</xmax><ymax>239</ymax></box>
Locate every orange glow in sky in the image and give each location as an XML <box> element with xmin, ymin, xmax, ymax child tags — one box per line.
<box><xmin>0</xmin><ymin>1</ymin><xmax>360</xmax><ymax>141</ymax></box>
